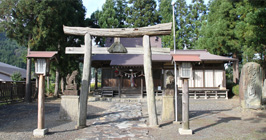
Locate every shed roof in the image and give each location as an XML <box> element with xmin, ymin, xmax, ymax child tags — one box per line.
<box><xmin>172</xmin><ymin>50</ymin><xmax>237</xmax><ymax>61</ymax></box>
<box><xmin>27</xmin><ymin>51</ymin><xmax>57</xmax><ymax>58</ymax></box>
<box><xmin>172</xmin><ymin>54</ymin><xmax>201</xmax><ymax>62</ymax></box>
<box><xmin>0</xmin><ymin>62</ymin><xmax>26</xmax><ymax>81</ymax></box>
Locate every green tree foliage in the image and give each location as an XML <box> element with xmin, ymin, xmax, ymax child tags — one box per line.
<box><xmin>0</xmin><ymin>0</ymin><xmax>86</xmax><ymax>98</ymax></box>
<box><xmin>196</xmin><ymin>0</ymin><xmax>241</xmax><ymax>59</ymax></box>
<box><xmin>158</xmin><ymin>0</ymin><xmax>173</xmax><ymax>48</ymax></box>
<box><xmin>187</xmin><ymin>0</ymin><xmax>207</xmax><ymax>48</ymax></box>
<box><xmin>175</xmin><ymin>0</ymin><xmax>189</xmax><ymax>49</ymax></box>
<box><xmin>0</xmin><ymin>32</ymin><xmax>27</xmax><ymax>68</ymax></box>
<box><xmin>126</xmin><ymin>0</ymin><xmax>160</xmax><ymax>27</ymax></box>
<box><xmin>235</xmin><ymin>0</ymin><xmax>266</xmax><ymax>67</ymax></box>
<box><xmin>11</xmin><ymin>71</ymin><xmax>22</xmax><ymax>82</ymax></box>
<box><xmin>97</xmin><ymin>0</ymin><xmax>119</xmax><ymax>28</ymax></box>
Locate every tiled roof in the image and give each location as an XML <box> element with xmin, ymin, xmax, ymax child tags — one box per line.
<box><xmin>92</xmin><ymin>49</ymin><xmax>237</xmax><ymax>66</ymax></box>
<box><xmin>0</xmin><ymin>62</ymin><xmax>26</xmax><ymax>81</ymax></box>
<box><xmin>92</xmin><ymin>54</ymin><xmax>171</xmax><ymax>66</ymax></box>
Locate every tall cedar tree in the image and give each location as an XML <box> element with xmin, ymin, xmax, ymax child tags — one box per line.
<box><xmin>175</xmin><ymin>0</ymin><xmax>189</xmax><ymax>49</ymax></box>
<box><xmin>196</xmin><ymin>0</ymin><xmax>241</xmax><ymax>59</ymax></box>
<box><xmin>235</xmin><ymin>0</ymin><xmax>266</xmax><ymax>68</ymax></box>
<box><xmin>187</xmin><ymin>0</ymin><xmax>207</xmax><ymax>48</ymax></box>
<box><xmin>92</xmin><ymin>0</ymin><xmax>127</xmax><ymax>46</ymax></box>
<box><xmin>0</xmin><ymin>0</ymin><xmax>86</xmax><ymax>98</ymax></box>
<box><xmin>158</xmin><ymin>0</ymin><xmax>174</xmax><ymax>49</ymax></box>
<box><xmin>126</xmin><ymin>0</ymin><xmax>160</xmax><ymax>27</ymax></box>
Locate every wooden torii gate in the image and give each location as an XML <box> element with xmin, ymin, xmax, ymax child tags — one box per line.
<box><xmin>63</xmin><ymin>23</ymin><xmax>172</xmax><ymax>128</ymax></box>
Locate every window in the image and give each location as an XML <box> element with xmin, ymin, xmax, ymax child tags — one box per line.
<box><xmin>180</xmin><ymin>62</ymin><xmax>192</xmax><ymax>78</ymax></box>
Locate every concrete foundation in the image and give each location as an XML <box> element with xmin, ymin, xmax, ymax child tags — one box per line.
<box><xmin>179</xmin><ymin>128</ymin><xmax>193</xmax><ymax>135</ymax></box>
<box><xmin>33</xmin><ymin>128</ymin><xmax>48</xmax><ymax>137</ymax></box>
<box><xmin>59</xmin><ymin>95</ymin><xmax>79</xmax><ymax>120</ymax></box>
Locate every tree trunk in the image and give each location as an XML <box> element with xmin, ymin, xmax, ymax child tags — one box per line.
<box><xmin>54</xmin><ymin>68</ymin><xmax>59</xmax><ymax>97</ymax></box>
<box><xmin>46</xmin><ymin>77</ymin><xmax>50</xmax><ymax>96</ymax></box>
<box><xmin>232</xmin><ymin>53</ymin><xmax>239</xmax><ymax>84</ymax></box>
<box><xmin>25</xmin><ymin>35</ymin><xmax>32</xmax><ymax>103</ymax></box>
<box><xmin>60</xmin><ymin>77</ymin><xmax>64</xmax><ymax>94</ymax></box>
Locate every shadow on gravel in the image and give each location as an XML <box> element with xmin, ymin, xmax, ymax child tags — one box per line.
<box><xmin>0</xmin><ymin>102</ymin><xmax>70</xmax><ymax>132</ymax></box>
<box><xmin>190</xmin><ymin>109</ymin><xmax>231</xmax><ymax>120</ymax></box>
<box><xmin>193</xmin><ymin>117</ymin><xmax>241</xmax><ymax>134</ymax></box>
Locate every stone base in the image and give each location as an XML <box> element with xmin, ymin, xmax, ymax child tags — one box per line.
<box><xmin>64</xmin><ymin>90</ymin><xmax>78</xmax><ymax>95</ymax></box>
<box><xmin>173</xmin><ymin>121</ymin><xmax>182</xmax><ymax>124</ymax></box>
<box><xmin>179</xmin><ymin>128</ymin><xmax>193</xmax><ymax>135</ymax></box>
<box><xmin>59</xmin><ymin>95</ymin><xmax>79</xmax><ymax>120</ymax></box>
<box><xmin>33</xmin><ymin>128</ymin><xmax>48</xmax><ymax>137</ymax></box>
<box><xmin>75</xmin><ymin>125</ymin><xmax>87</xmax><ymax>129</ymax></box>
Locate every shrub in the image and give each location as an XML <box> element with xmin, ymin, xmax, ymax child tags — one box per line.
<box><xmin>232</xmin><ymin>85</ymin><xmax>239</xmax><ymax>96</ymax></box>
<box><xmin>11</xmin><ymin>71</ymin><xmax>22</xmax><ymax>82</ymax></box>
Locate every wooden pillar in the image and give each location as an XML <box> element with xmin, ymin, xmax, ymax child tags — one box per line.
<box><xmin>95</xmin><ymin>68</ymin><xmax>98</xmax><ymax>89</ymax></box>
<box><xmin>37</xmin><ymin>75</ymin><xmax>45</xmax><ymax>129</ymax></box>
<box><xmin>143</xmin><ymin>35</ymin><xmax>158</xmax><ymax>127</ymax></box>
<box><xmin>77</xmin><ymin>33</ymin><xmax>92</xmax><ymax>128</ymax></box>
<box><xmin>118</xmin><ymin>70</ymin><xmax>121</xmax><ymax>98</ymax></box>
<box><xmin>223</xmin><ymin>67</ymin><xmax>226</xmax><ymax>87</ymax></box>
<box><xmin>179</xmin><ymin>78</ymin><xmax>192</xmax><ymax>135</ymax></box>
<box><xmin>25</xmin><ymin>58</ymin><xmax>32</xmax><ymax>102</ymax></box>
<box><xmin>141</xmin><ymin>70</ymin><xmax>144</xmax><ymax>98</ymax></box>
<box><xmin>233</xmin><ymin>60</ymin><xmax>239</xmax><ymax>84</ymax></box>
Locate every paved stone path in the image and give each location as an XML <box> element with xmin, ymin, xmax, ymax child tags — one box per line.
<box><xmin>76</xmin><ymin>102</ymin><xmax>153</xmax><ymax>140</ymax></box>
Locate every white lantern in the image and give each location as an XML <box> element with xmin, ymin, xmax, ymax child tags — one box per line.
<box><xmin>34</xmin><ymin>58</ymin><xmax>50</xmax><ymax>76</ymax></box>
<box><xmin>180</xmin><ymin>62</ymin><xmax>192</xmax><ymax>78</ymax></box>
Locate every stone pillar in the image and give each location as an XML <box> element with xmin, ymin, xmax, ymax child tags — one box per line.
<box><xmin>59</xmin><ymin>95</ymin><xmax>79</xmax><ymax>120</ymax></box>
<box><xmin>161</xmin><ymin>71</ymin><xmax>175</xmax><ymax>122</ymax></box>
<box><xmin>239</xmin><ymin>62</ymin><xmax>263</xmax><ymax>109</ymax></box>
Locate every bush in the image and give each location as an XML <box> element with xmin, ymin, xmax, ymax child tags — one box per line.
<box><xmin>232</xmin><ymin>85</ymin><xmax>239</xmax><ymax>96</ymax></box>
<box><xmin>11</xmin><ymin>71</ymin><xmax>22</xmax><ymax>82</ymax></box>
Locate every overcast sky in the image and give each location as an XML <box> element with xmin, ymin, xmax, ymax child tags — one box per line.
<box><xmin>82</xmin><ymin>0</ymin><xmax>210</xmax><ymax>18</ymax></box>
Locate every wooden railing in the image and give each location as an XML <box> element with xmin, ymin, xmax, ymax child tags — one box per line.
<box><xmin>0</xmin><ymin>81</ymin><xmax>36</xmax><ymax>104</ymax></box>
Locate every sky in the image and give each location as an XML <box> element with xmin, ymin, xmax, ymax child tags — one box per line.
<box><xmin>82</xmin><ymin>0</ymin><xmax>210</xmax><ymax>18</ymax></box>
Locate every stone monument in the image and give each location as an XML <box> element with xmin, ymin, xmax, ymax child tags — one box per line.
<box><xmin>239</xmin><ymin>62</ymin><xmax>264</xmax><ymax>109</ymax></box>
<box><xmin>64</xmin><ymin>70</ymin><xmax>79</xmax><ymax>95</ymax></box>
<box><xmin>161</xmin><ymin>71</ymin><xmax>175</xmax><ymax>122</ymax></box>
<box><xmin>59</xmin><ymin>70</ymin><xmax>79</xmax><ymax>120</ymax></box>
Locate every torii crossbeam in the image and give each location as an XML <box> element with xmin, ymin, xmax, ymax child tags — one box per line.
<box><xmin>63</xmin><ymin>23</ymin><xmax>172</xmax><ymax>128</ymax></box>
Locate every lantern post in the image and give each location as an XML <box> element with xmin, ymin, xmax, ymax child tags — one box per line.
<box><xmin>27</xmin><ymin>51</ymin><xmax>57</xmax><ymax>137</ymax></box>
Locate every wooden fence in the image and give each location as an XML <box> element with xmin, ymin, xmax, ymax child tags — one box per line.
<box><xmin>0</xmin><ymin>81</ymin><xmax>36</xmax><ymax>104</ymax></box>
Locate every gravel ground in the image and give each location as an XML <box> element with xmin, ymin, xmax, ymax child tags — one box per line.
<box><xmin>0</xmin><ymin>98</ymin><xmax>113</xmax><ymax>140</ymax></box>
<box><xmin>0</xmin><ymin>97</ymin><xmax>266</xmax><ymax>140</ymax></box>
<box><xmin>148</xmin><ymin>97</ymin><xmax>266</xmax><ymax>140</ymax></box>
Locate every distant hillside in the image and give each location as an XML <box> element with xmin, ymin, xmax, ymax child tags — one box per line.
<box><xmin>0</xmin><ymin>32</ymin><xmax>27</xmax><ymax>69</ymax></box>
